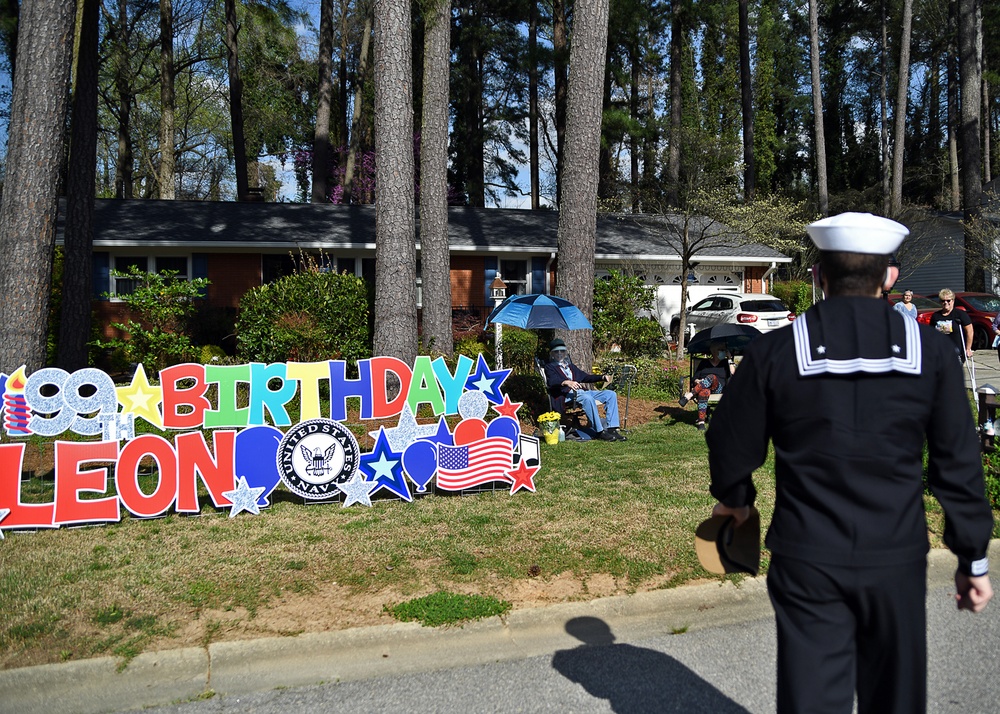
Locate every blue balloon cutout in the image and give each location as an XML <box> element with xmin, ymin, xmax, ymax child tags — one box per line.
<box><xmin>234</xmin><ymin>425</ymin><xmax>284</xmax><ymax>506</ymax></box>
<box><xmin>486</xmin><ymin>416</ymin><xmax>520</xmax><ymax>445</ymax></box>
<box><xmin>402</xmin><ymin>440</ymin><xmax>437</xmax><ymax>492</ymax></box>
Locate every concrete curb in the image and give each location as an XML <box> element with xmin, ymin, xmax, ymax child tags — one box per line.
<box><xmin>1</xmin><ymin>542</ymin><xmax>995</xmax><ymax>714</ymax></box>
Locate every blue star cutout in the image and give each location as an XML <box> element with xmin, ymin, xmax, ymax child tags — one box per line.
<box><xmin>359</xmin><ymin>428</ymin><xmax>412</xmax><ymax>502</ymax></box>
<box><xmin>420</xmin><ymin>416</ymin><xmax>454</xmax><ymax>446</ymax></box>
<box><xmin>463</xmin><ymin>354</ymin><xmax>511</xmax><ymax>404</ymax></box>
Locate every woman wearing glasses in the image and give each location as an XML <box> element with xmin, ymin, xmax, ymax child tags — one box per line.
<box><xmin>929</xmin><ymin>288</ymin><xmax>974</xmax><ymax>363</ymax></box>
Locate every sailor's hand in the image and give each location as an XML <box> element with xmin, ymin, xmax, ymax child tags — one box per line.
<box><xmin>712</xmin><ymin>502</ymin><xmax>750</xmax><ymax>527</ymax></box>
<box><xmin>603</xmin><ymin>374</ymin><xmax>613</xmax><ymax>386</ymax></box>
<box><xmin>955</xmin><ymin>571</ymin><xmax>993</xmax><ymax>613</ymax></box>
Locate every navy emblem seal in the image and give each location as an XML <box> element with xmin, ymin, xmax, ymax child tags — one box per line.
<box><xmin>277</xmin><ymin>419</ymin><xmax>360</xmax><ymax>499</ymax></box>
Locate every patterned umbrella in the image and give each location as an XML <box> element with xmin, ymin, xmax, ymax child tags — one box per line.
<box><xmin>487</xmin><ymin>294</ymin><xmax>593</xmax><ymax>330</ymax></box>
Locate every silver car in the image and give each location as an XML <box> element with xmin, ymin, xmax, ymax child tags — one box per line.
<box><xmin>670</xmin><ymin>292</ymin><xmax>794</xmax><ymax>341</ymax></box>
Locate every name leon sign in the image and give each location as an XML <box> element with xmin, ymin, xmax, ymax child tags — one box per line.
<box><xmin>0</xmin><ymin>354</ymin><xmax>541</xmax><ymax>535</ymax></box>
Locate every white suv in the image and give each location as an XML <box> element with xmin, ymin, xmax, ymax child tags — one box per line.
<box><xmin>670</xmin><ymin>292</ymin><xmax>794</xmax><ymax>341</ymax></box>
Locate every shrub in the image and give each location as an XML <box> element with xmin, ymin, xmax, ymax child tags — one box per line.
<box><xmin>236</xmin><ymin>268</ymin><xmax>371</xmax><ymax>363</ymax></box>
<box><xmin>94</xmin><ymin>268</ymin><xmax>210</xmax><ymax>371</ymax></box>
<box><xmin>982</xmin><ymin>449</ymin><xmax>1000</xmax><ymax>510</ymax></box>
<box><xmin>498</xmin><ymin>327</ymin><xmax>538</xmax><ymax>375</ymax></box>
<box><xmin>771</xmin><ymin>280</ymin><xmax>813</xmax><ymax>316</ymax></box>
<box><xmin>455</xmin><ymin>335</ymin><xmax>489</xmax><ymax>363</ymax></box>
<box><xmin>199</xmin><ymin>345</ymin><xmax>228</xmax><ymax>364</ymax></box>
<box><xmin>595</xmin><ymin>355</ymin><xmax>683</xmax><ymax>400</ymax></box>
<box><xmin>593</xmin><ymin>270</ymin><xmax>664</xmax><ymax>358</ymax></box>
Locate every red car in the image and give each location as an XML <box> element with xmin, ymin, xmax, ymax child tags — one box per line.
<box><xmin>928</xmin><ymin>292</ymin><xmax>1000</xmax><ymax>350</ymax></box>
<box><xmin>885</xmin><ymin>293</ymin><xmax>937</xmax><ymax>326</ymax></box>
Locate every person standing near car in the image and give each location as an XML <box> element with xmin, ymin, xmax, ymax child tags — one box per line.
<box><xmin>894</xmin><ymin>289</ymin><xmax>919</xmax><ymax>320</ymax></box>
<box><xmin>929</xmin><ymin>288</ymin><xmax>974</xmax><ymax>363</ymax></box>
<box><xmin>705</xmin><ymin>212</ymin><xmax>993</xmax><ymax>713</ymax></box>
<box><xmin>990</xmin><ymin>312</ymin><xmax>1000</xmax><ymax>366</ymax></box>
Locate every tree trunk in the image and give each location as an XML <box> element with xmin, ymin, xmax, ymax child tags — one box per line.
<box><xmin>114</xmin><ymin>0</ymin><xmax>132</xmax><ymax>199</ymax></box>
<box><xmin>667</xmin><ymin>0</ymin><xmax>683</xmax><ymax>207</ymax></box>
<box><xmin>312</xmin><ymin>0</ymin><xmax>334</xmax><ymax>202</ymax></box>
<box><xmin>419</xmin><ymin>0</ymin><xmax>452</xmax><ymax>357</ymax></box>
<box><xmin>528</xmin><ymin>0</ymin><xmax>539</xmax><ymax>209</ymax></box>
<box><xmin>958</xmin><ymin>0</ymin><xmax>983</xmax><ymax>290</ymax></box>
<box><xmin>224</xmin><ymin>0</ymin><xmax>249</xmax><ymax>202</ymax></box>
<box><xmin>337</xmin><ymin>0</ymin><xmax>349</xmax><ymax>147</ymax></box>
<box><xmin>948</xmin><ymin>0</ymin><xmax>961</xmax><ymax>211</ymax></box>
<box><xmin>808</xmin><ymin>0</ymin><xmax>828</xmax><ymax>216</ymax></box>
<box><xmin>343</xmin><ymin>11</ymin><xmax>372</xmax><ymax>203</ymax></box>
<box><xmin>982</xmin><ymin>40</ymin><xmax>991</xmax><ymax>183</ymax></box>
<box><xmin>890</xmin><ymin>0</ymin><xmax>913</xmax><ymax>217</ymax></box>
<box><xmin>459</xmin><ymin>9</ymin><xmax>484</xmax><ymax>208</ymax></box>
<box><xmin>739</xmin><ymin>0</ymin><xmax>755</xmax><ymax>200</ymax></box>
<box><xmin>630</xmin><ymin>43</ymin><xmax>639</xmax><ymax>213</ymax></box>
<box><xmin>553</xmin><ymin>0</ymin><xmax>568</xmax><ymax>206</ymax></box>
<box><xmin>0</xmin><ymin>0</ymin><xmax>76</xmax><ymax>373</ymax></box>
<box><xmin>373</xmin><ymin>0</ymin><xmax>417</xmax><ymax>361</ymax></box>
<box><xmin>58</xmin><ymin>0</ymin><xmax>99</xmax><ymax>371</ymax></box>
<box><xmin>556</xmin><ymin>0</ymin><xmax>610</xmax><ymax>369</ymax></box>
<box><xmin>597</xmin><ymin>56</ymin><xmax>613</xmax><ymax>200</ymax></box>
<box><xmin>880</xmin><ymin>0</ymin><xmax>890</xmax><ymax>215</ymax></box>
<box><xmin>158</xmin><ymin>0</ymin><xmax>175</xmax><ymax>199</ymax></box>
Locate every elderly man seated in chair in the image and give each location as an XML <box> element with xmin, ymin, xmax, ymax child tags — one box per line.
<box><xmin>544</xmin><ymin>338</ymin><xmax>626</xmax><ymax>442</ymax></box>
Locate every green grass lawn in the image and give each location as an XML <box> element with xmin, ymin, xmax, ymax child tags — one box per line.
<box><xmin>0</xmin><ymin>414</ymin><xmax>991</xmax><ymax>670</ymax></box>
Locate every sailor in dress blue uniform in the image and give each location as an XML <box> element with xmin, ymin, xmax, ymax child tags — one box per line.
<box><xmin>705</xmin><ymin>213</ymin><xmax>994</xmax><ymax>713</ymax></box>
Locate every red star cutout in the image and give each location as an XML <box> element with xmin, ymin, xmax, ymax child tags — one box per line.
<box><xmin>507</xmin><ymin>460</ymin><xmax>540</xmax><ymax>494</ymax></box>
<box><xmin>492</xmin><ymin>394</ymin><xmax>523</xmax><ymax>419</ymax></box>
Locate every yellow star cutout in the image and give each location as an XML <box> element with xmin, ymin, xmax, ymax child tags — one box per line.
<box><xmin>116</xmin><ymin>364</ymin><xmax>164</xmax><ymax>429</ymax></box>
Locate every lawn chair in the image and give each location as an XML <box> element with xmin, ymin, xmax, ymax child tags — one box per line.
<box><xmin>535</xmin><ymin>357</ymin><xmax>586</xmax><ymax>430</ymax></box>
<box><xmin>605</xmin><ymin>361</ymin><xmax>638</xmax><ymax>433</ymax></box>
<box><xmin>680</xmin><ymin>351</ymin><xmax>728</xmax><ymax>422</ymax></box>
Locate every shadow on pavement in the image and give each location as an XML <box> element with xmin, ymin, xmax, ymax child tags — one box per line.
<box><xmin>551</xmin><ymin>616</ymin><xmax>750</xmax><ymax>713</ymax></box>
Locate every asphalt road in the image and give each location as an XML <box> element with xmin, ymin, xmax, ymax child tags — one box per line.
<box><xmin>120</xmin><ymin>579</ymin><xmax>1000</xmax><ymax>714</ymax></box>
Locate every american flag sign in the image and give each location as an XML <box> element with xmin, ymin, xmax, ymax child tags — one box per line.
<box><xmin>436</xmin><ymin>437</ymin><xmax>515</xmax><ymax>491</ymax></box>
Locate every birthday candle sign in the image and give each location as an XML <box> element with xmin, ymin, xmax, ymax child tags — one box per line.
<box><xmin>3</xmin><ymin>366</ymin><xmax>29</xmax><ymax>436</ymax></box>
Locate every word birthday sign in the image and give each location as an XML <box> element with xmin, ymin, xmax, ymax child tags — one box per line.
<box><xmin>0</xmin><ymin>354</ymin><xmax>541</xmax><ymax>535</ymax></box>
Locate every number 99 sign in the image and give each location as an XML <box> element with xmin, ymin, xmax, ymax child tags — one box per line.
<box><xmin>24</xmin><ymin>368</ymin><xmax>119</xmax><ymax>437</ymax></box>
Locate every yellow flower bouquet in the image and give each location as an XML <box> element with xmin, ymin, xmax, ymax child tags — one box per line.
<box><xmin>537</xmin><ymin>411</ymin><xmax>561</xmax><ymax>444</ymax></box>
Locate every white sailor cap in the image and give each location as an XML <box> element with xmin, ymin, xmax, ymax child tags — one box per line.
<box><xmin>806</xmin><ymin>212</ymin><xmax>909</xmax><ymax>255</ymax></box>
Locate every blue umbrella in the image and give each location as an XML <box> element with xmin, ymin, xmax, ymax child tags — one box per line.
<box><xmin>487</xmin><ymin>294</ymin><xmax>593</xmax><ymax>330</ymax></box>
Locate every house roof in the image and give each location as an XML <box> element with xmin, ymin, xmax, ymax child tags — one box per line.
<box><xmin>64</xmin><ymin>199</ymin><xmax>790</xmax><ymax>264</ymax></box>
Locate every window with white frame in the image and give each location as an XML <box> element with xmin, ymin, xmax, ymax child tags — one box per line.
<box><xmin>112</xmin><ymin>256</ymin><xmax>190</xmax><ymax>297</ymax></box>
<box><xmin>500</xmin><ymin>259</ymin><xmax>528</xmax><ymax>295</ymax></box>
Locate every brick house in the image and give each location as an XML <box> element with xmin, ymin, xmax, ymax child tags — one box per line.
<box><xmin>61</xmin><ymin>199</ymin><xmax>791</xmax><ymax>347</ymax></box>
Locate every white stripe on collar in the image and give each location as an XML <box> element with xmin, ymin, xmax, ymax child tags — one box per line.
<box><xmin>793</xmin><ymin>312</ymin><xmax>922</xmax><ymax>376</ymax></box>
